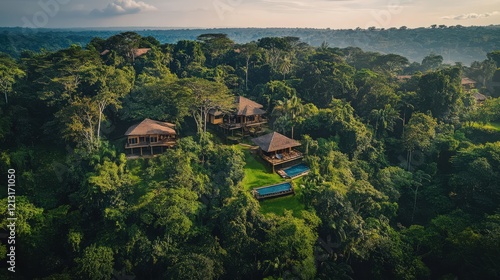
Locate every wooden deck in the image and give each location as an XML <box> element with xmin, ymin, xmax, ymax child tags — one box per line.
<box><xmin>261</xmin><ymin>150</ymin><xmax>303</xmax><ymax>166</ymax></box>
<box><xmin>221</xmin><ymin>120</ymin><xmax>268</xmax><ymax>130</ymax></box>
<box><xmin>125</xmin><ymin>139</ymin><xmax>176</xmax><ymax>149</ymax></box>
<box><xmin>278</xmin><ymin>169</ymin><xmax>310</xmax><ymax>179</ymax></box>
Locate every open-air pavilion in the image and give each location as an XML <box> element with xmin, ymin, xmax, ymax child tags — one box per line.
<box><xmin>251</xmin><ymin>131</ymin><xmax>303</xmax><ymax>172</ymax></box>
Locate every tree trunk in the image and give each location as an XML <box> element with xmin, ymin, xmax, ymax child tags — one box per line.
<box><xmin>204</xmin><ymin>111</ymin><xmax>208</xmax><ymax>133</ymax></box>
<box><xmin>411</xmin><ymin>185</ymin><xmax>419</xmax><ymax>223</ymax></box>
<box><xmin>97</xmin><ymin>110</ymin><xmax>102</xmax><ymax>143</ymax></box>
<box><xmin>406</xmin><ymin>150</ymin><xmax>412</xmax><ymax>171</ymax></box>
<box><xmin>97</xmin><ymin>101</ymin><xmax>106</xmax><ymax>148</ymax></box>
<box><xmin>193</xmin><ymin>112</ymin><xmax>202</xmax><ymax>135</ymax></box>
<box><xmin>245</xmin><ymin>57</ymin><xmax>250</xmax><ymax>91</ymax></box>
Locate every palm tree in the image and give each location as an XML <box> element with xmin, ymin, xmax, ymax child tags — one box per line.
<box><xmin>279</xmin><ymin>55</ymin><xmax>292</xmax><ymax>80</ymax></box>
<box><xmin>239</xmin><ymin>42</ymin><xmax>258</xmax><ymax>91</ymax></box>
<box><xmin>370</xmin><ymin>104</ymin><xmax>399</xmax><ymax>137</ymax></box>
<box><xmin>272</xmin><ymin>94</ymin><xmax>304</xmax><ymax>139</ymax></box>
<box><xmin>302</xmin><ymin>134</ymin><xmax>318</xmax><ymax>155</ymax></box>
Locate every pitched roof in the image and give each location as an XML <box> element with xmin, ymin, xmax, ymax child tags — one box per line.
<box><xmin>125</xmin><ymin>118</ymin><xmax>176</xmax><ymax>136</ymax></box>
<box><xmin>397</xmin><ymin>75</ymin><xmax>413</xmax><ymax>80</ymax></box>
<box><xmin>462</xmin><ymin>77</ymin><xmax>476</xmax><ymax>85</ymax></box>
<box><xmin>235</xmin><ymin>96</ymin><xmax>266</xmax><ymax>116</ymax></box>
<box><xmin>473</xmin><ymin>92</ymin><xmax>487</xmax><ymax>102</ymax></box>
<box><xmin>252</xmin><ymin>132</ymin><xmax>301</xmax><ymax>153</ymax></box>
<box><xmin>100</xmin><ymin>48</ymin><xmax>151</xmax><ymax>58</ymax></box>
<box><xmin>133</xmin><ymin>48</ymin><xmax>151</xmax><ymax>58</ymax></box>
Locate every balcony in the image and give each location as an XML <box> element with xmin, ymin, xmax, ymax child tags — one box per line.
<box><xmin>125</xmin><ymin>138</ymin><xmax>176</xmax><ymax>149</ymax></box>
<box><xmin>260</xmin><ymin>149</ymin><xmax>303</xmax><ymax>166</ymax></box>
<box><xmin>221</xmin><ymin>118</ymin><xmax>268</xmax><ymax>130</ymax></box>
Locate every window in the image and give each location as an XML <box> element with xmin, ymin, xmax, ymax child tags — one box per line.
<box><xmin>139</xmin><ymin>137</ymin><xmax>145</xmax><ymax>143</ymax></box>
<box><xmin>150</xmin><ymin>136</ymin><xmax>158</xmax><ymax>143</ymax></box>
<box><xmin>128</xmin><ymin>138</ymin><xmax>138</xmax><ymax>144</ymax></box>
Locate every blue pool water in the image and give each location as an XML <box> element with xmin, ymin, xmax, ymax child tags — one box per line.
<box><xmin>283</xmin><ymin>163</ymin><xmax>310</xmax><ymax>178</ymax></box>
<box><xmin>255</xmin><ymin>182</ymin><xmax>292</xmax><ymax>196</ymax></box>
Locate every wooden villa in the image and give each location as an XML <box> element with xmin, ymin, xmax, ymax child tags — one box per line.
<box><xmin>396</xmin><ymin>75</ymin><xmax>413</xmax><ymax>82</ymax></box>
<box><xmin>462</xmin><ymin>77</ymin><xmax>477</xmax><ymax>91</ymax></box>
<box><xmin>251</xmin><ymin>132</ymin><xmax>303</xmax><ymax>172</ymax></box>
<box><xmin>209</xmin><ymin>96</ymin><xmax>268</xmax><ymax>135</ymax></box>
<box><xmin>124</xmin><ymin>118</ymin><xmax>177</xmax><ymax>157</ymax></box>
<box><xmin>472</xmin><ymin>92</ymin><xmax>487</xmax><ymax>104</ymax></box>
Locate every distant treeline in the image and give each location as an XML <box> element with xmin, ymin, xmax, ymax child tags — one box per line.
<box><xmin>1</xmin><ymin>25</ymin><xmax>499</xmax><ymax>64</ymax></box>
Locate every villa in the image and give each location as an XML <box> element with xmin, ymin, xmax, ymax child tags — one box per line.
<box><xmin>209</xmin><ymin>96</ymin><xmax>268</xmax><ymax>135</ymax></box>
<box><xmin>124</xmin><ymin>118</ymin><xmax>176</xmax><ymax>157</ymax></box>
<box><xmin>251</xmin><ymin>131</ymin><xmax>303</xmax><ymax>172</ymax></box>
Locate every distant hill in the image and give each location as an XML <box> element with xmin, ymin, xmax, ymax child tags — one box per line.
<box><xmin>1</xmin><ymin>26</ymin><xmax>499</xmax><ymax>64</ymax></box>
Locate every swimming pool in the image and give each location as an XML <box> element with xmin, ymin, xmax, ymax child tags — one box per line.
<box><xmin>282</xmin><ymin>163</ymin><xmax>310</xmax><ymax>178</ymax></box>
<box><xmin>253</xmin><ymin>182</ymin><xmax>294</xmax><ymax>199</ymax></box>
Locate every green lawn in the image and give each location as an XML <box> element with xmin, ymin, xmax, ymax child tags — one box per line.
<box><xmin>487</xmin><ymin>122</ymin><xmax>500</xmax><ymax>131</ymax></box>
<box><xmin>260</xmin><ymin>178</ymin><xmax>305</xmax><ymax>217</ymax></box>
<box><xmin>240</xmin><ymin>146</ymin><xmax>283</xmax><ymax>190</ymax></box>
<box><xmin>238</xmin><ymin>145</ymin><xmax>305</xmax><ymax>217</ymax></box>
<box><xmin>471</xmin><ymin>122</ymin><xmax>500</xmax><ymax>131</ymax></box>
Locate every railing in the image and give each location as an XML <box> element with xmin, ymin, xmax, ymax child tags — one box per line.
<box><xmin>126</xmin><ymin>138</ymin><xmax>176</xmax><ymax>148</ymax></box>
<box><xmin>221</xmin><ymin>119</ymin><xmax>268</xmax><ymax>129</ymax></box>
<box><xmin>261</xmin><ymin>150</ymin><xmax>303</xmax><ymax>165</ymax></box>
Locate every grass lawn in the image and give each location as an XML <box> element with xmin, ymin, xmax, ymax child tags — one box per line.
<box><xmin>471</xmin><ymin>122</ymin><xmax>500</xmax><ymax>131</ymax></box>
<box><xmin>238</xmin><ymin>145</ymin><xmax>305</xmax><ymax>217</ymax></box>
<box><xmin>260</xmin><ymin>178</ymin><xmax>305</xmax><ymax>218</ymax></box>
<box><xmin>240</xmin><ymin>146</ymin><xmax>283</xmax><ymax>191</ymax></box>
<box><xmin>487</xmin><ymin>122</ymin><xmax>500</xmax><ymax>131</ymax></box>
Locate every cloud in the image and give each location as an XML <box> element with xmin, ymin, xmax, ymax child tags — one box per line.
<box><xmin>245</xmin><ymin>0</ymin><xmax>358</xmax><ymax>14</ymax></box>
<box><xmin>91</xmin><ymin>0</ymin><xmax>157</xmax><ymax>17</ymax></box>
<box><xmin>442</xmin><ymin>11</ymin><xmax>499</xmax><ymax>20</ymax></box>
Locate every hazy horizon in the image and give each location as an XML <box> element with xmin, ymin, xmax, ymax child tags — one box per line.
<box><xmin>1</xmin><ymin>0</ymin><xmax>499</xmax><ymax>30</ymax></box>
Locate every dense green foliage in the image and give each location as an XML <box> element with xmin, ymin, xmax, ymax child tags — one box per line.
<box><xmin>1</xmin><ymin>25</ymin><xmax>500</xmax><ymax>64</ymax></box>
<box><xmin>1</xmin><ymin>30</ymin><xmax>500</xmax><ymax>279</ymax></box>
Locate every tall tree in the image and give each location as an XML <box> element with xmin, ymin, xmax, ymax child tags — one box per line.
<box><xmin>179</xmin><ymin>78</ymin><xmax>235</xmax><ymax>134</ymax></box>
<box><xmin>369</xmin><ymin>104</ymin><xmax>400</xmax><ymax>137</ymax></box>
<box><xmin>272</xmin><ymin>94</ymin><xmax>304</xmax><ymax>139</ymax></box>
<box><xmin>421</xmin><ymin>53</ymin><xmax>443</xmax><ymax>71</ymax></box>
<box><xmin>403</xmin><ymin>113</ymin><xmax>437</xmax><ymax>170</ymax></box>
<box><xmin>197</xmin><ymin>33</ymin><xmax>234</xmax><ymax>66</ymax></box>
<box><xmin>0</xmin><ymin>53</ymin><xmax>24</xmax><ymax>104</ymax></box>
<box><xmin>238</xmin><ymin>42</ymin><xmax>258</xmax><ymax>91</ymax></box>
<box><xmin>56</xmin><ymin>96</ymin><xmax>100</xmax><ymax>153</ymax></box>
<box><xmin>75</xmin><ymin>244</ymin><xmax>114</xmax><ymax>280</ymax></box>
<box><xmin>90</xmin><ymin>65</ymin><xmax>134</xmax><ymax>145</ymax></box>
<box><xmin>263</xmin><ymin>211</ymin><xmax>318</xmax><ymax>279</ymax></box>
<box><xmin>416</xmin><ymin>67</ymin><xmax>463</xmax><ymax>121</ymax></box>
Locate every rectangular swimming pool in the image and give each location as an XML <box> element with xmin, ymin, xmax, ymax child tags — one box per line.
<box><xmin>282</xmin><ymin>163</ymin><xmax>310</xmax><ymax>179</ymax></box>
<box><xmin>253</xmin><ymin>182</ymin><xmax>294</xmax><ymax>200</ymax></box>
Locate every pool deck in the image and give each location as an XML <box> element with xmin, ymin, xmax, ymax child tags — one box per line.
<box><xmin>252</xmin><ymin>182</ymin><xmax>295</xmax><ymax>200</ymax></box>
<box><xmin>277</xmin><ymin>164</ymin><xmax>310</xmax><ymax>179</ymax></box>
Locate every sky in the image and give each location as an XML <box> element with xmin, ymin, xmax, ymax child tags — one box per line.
<box><xmin>0</xmin><ymin>0</ymin><xmax>499</xmax><ymax>29</ymax></box>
